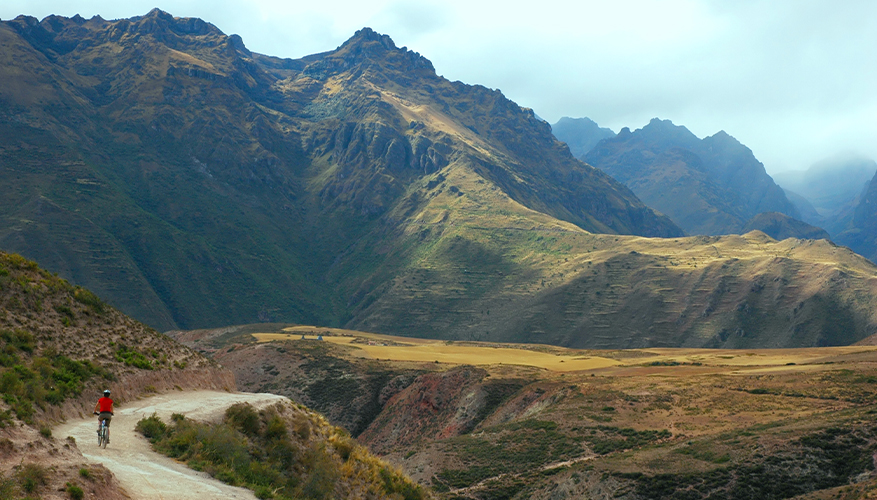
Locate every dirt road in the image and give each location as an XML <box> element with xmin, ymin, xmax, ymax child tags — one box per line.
<box><xmin>56</xmin><ymin>390</ymin><xmax>287</xmax><ymax>500</ymax></box>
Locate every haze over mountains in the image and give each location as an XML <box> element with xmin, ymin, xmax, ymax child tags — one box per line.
<box><xmin>552</xmin><ymin>117</ymin><xmax>877</xmax><ymax>258</ymax></box>
<box><xmin>3</xmin><ymin>10</ymin><xmax>877</xmax><ymax>348</ymax></box>
<box><xmin>557</xmin><ymin>118</ymin><xmax>802</xmax><ymax>237</ymax></box>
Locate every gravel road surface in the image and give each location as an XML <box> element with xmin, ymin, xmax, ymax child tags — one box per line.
<box><xmin>56</xmin><ymin>390</ymin><xmax>287</xmax><ymax>500</ymax></box>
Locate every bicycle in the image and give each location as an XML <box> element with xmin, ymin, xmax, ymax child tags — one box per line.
<box><xmin>96</xmin><ymin>415</ymin><xmax>110</xmax><ymax>448</ymax></box>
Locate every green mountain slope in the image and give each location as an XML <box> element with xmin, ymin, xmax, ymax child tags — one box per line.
<box><xmin>0</xmin><ymin>11</ymin><xmax>681</xmax><ymax>333</ymax></box>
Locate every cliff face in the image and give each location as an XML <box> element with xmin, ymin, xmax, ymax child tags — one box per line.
<box><xmin>837</xmin><ymin>170</ymin><xmax>877</xmax><ymax>262</ymax></box>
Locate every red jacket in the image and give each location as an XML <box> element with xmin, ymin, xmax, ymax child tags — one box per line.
<box><xmin>96</xmin><ymin>397</ymin><xmax>114</xmax><ymax>413</ymax></box>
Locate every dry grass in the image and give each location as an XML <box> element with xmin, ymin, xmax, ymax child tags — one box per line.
<box><xmin>253</xmin><ymin>329</ymin><xmax>877</xmax><ymax>376</ymax></box>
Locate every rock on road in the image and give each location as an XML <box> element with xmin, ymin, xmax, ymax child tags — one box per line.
<box><xmin>56</xmin><ymin>390</ymin><xmax>287</xmax><ymax>500</ymax></box>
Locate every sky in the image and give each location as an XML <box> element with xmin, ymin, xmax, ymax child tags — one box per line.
<box><xmin>1</xmin><ymin>0</ymin><xmax>875</xmax><ymax>174</ymax></box>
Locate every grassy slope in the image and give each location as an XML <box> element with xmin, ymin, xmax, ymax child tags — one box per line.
<box><xmin>340</xmin><ymin>163</ymin><xmax>877</xmax><ymax>347</ymax></box>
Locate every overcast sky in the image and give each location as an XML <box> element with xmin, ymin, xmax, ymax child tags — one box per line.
<box><xmin>2</xmin><ymin>0</ymin><xmax>874</xmax><ymax>173</ymax></box>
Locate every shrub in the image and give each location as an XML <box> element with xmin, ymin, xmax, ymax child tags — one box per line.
<box><xmin>72</xmin><ymin>287</ymin><xmax>105</xmax><ymax>313</ymax></box>
<box><xmin>136</xmin><ymin>413</ymin><xmax>168</xmax><ymax>441</ymax></box>
<box><xmin>225</xmin><ymin>403</ymin><xmax>260</xmax><ymax>436</ymax></box>
<box><xmin>79</xmin><ymin>468</ymin><xmax>91</xmax><ymax>479</ymax></box>
<box><xmin>17</xmin><ymin>463</ymin><xmax>48</xmax><ymax>493</ymax></box>
<box><xmin>39</xmin><ymin>426</ymin><xmax>51</xmax><ymax>438</ymax></box>
<box><xmin>0</xmin><ymin>472</ymin><xmax>14</xmax><ymax>499</ymax></box>
<box><xmin>264</xmin><ymin>414</ymin><xmax>287</xmax><ymax>440</ymax></box>
<box><xmin>142</xmin><ymin>403</ymin><xmax>424</xmax><ymax>500</ymax></box>
<box><xmin>66</xmin><ymin>482</ymin><xmax>84</xmax><ymax>500</ymax></box>
<box><xmin>115</xmin><ymin>345</ymin><xmax>154</xmax><ymax>370</ymax></box>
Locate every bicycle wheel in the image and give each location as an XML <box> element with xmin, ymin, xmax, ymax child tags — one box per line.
<box><xmin>100</xmin><ymin>425</ymin><xmax>108</xmax><ymax>448</ymax></box>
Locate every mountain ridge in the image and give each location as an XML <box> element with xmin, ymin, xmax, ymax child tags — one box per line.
<box><xmin>585</xmin><ymin>118</ymin><xmax>803</xmax><ymax>236</ymax></box>
<box><xmin>0</xmin><ymin>11</ymin><xmax>681</xmax><ymax>334</ymax></box>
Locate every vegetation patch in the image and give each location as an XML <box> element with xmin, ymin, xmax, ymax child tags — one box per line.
<box><xmin>115</xmin><ymin>345</ymin><xmax>155</xmax><ymax>370</ymax></box>
<box><xmin>0</xmin><ymin>331</ymin><xmax>109</xmax><ymax>423</ymax></box>
<box><xmin>137</xmin><ymin>403</ymin><xmax>428</xmax><ymax>500</ymax></box>
<box><xmin>582</xmin><ymin>426</ymin><xmax>671</xmax><ymax>455</ymax></box>
<box><xmin>435</xmin><ymin>419</ymin><xmax>583</xmax><ymax>491</ymax></box>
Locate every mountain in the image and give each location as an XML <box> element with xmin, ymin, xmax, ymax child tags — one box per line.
<box><xmin>585</xmin><ymin>118</ymin><xmax>802</xmax><ymax>236</ymax></box>
<box><xmin>0</xmin><ymin>10</ymin><xmax>681</xmax><ymax>332</ymax></box>
<box><xmin>836</xmin><ymin>170</ymin><xmax>877</xmax><ymax>262</ymax></box>
<box><xmin>551</xmin><ymin>116</ymin><xmax>615</xmax><ymax>159</ymax></box>
<box><xmin>741</xmin><ymin>212</ymin><xmax>831</xmax><ymax>241</ymax></box>
<box><xmin>773</xmin><ymin>154</ymin><xmax>877</xmax><ymax>236</ymax></box>
<box><xmin>4</xmin><ymin>11</ymin><xmax>877</xmax><ymax>350</ymax></box>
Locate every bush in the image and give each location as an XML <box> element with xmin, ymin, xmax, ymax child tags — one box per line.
<box><xmin>72</xmin><ymin>287</ymin><xmax>105</xmax><ymax>313</ymax></box>
<box><xmin>142</xmin><ymin>403</ymin><xmax>425</xmax><ymax>500</ymax></box>
<box><xmin>115</xmin><ymin>345</ymin><xmax>154</xmax><ymax>370</ymax></box>
<box><xmin>136</xmin><ymin>413</ymin><xmax>168</xmax><ymax>441</ymax></box>
<box><xmin>17</xmin><ymin>463</ymin><xmax>48</xmax><ymax>493</ymax></box>
<box><xmin>66</xmin><ymin>482</ymin><xmax>84</xmax><ymax>500</ymax></box>
<box><xmin>79</xmin><ymin>468</ymin><xmax>91</xmax><ymax>479</ymax></box>
<box><xmin>39</xmin><ymin>426</ymin><xmax>51</xmax><ymax>438</ymax></box>
<box><xmin>225</xmin><ymin>403</ymin><xmax>260</xmax><ymax>435</ymax></box>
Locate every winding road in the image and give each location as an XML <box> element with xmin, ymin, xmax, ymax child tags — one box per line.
<box><xmin>56</xmin><ymin>390</ymin><xmax>287</xmax><ymax>500</ymax></box>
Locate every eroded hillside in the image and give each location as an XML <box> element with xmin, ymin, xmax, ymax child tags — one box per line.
<box><xmin>175</xmin><ymin>326</ymin><xmax>877</xmax><ymax>500</ymax></box>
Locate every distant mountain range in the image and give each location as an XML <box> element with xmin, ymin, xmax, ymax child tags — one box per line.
<box><xmin>2</xmin><ymin>10</ymin><xmax>877</xmax><ymax>348</ymax></box>
<box><xmin>550</xmin><ymin>117</ymin><xmax>615</xmax><ymax>159</ymax></box>
<box><xmin>773</xmin><ymin>154</ymin><xmax>877</xmax><ymax>234</ymax></box>
<box><xmin>578</xmin><ymin>118</ymin><xmax>802</xmax><ymax>236</ymax></box>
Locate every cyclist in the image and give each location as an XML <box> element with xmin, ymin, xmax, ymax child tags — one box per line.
<box><xmin>93</xmin><ymin>389</ymin><xmax>114</xmax><ymax>442</ymax></box>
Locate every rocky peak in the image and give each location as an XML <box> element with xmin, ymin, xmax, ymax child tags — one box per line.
<box><xmin>302</xmin><ymin>27</ymin><xmax>435</xmax><ymax>80</ymax></box>
<box><xmin>227</xmin><ymin>33</ymin><xmax>251</xmax><ymax>56</ymax></box>
<box><xmin>127</xmin><ymin>9</ymin><xmax>221</xmax><ymax>37</ymax></box>
<box><xmin>702</xmin><ymin>130</ymin><xmax>749</xmax><ymax>156</ymax></box>
<box><xmin>638</xmin><ymin>117</ymin><xmax>700</xmax><ymax>149</ymax></box>
<box><xmin>343</xmin><ymin>27</ymin><xmax>398</xmax><ymax>51</ymax></box>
